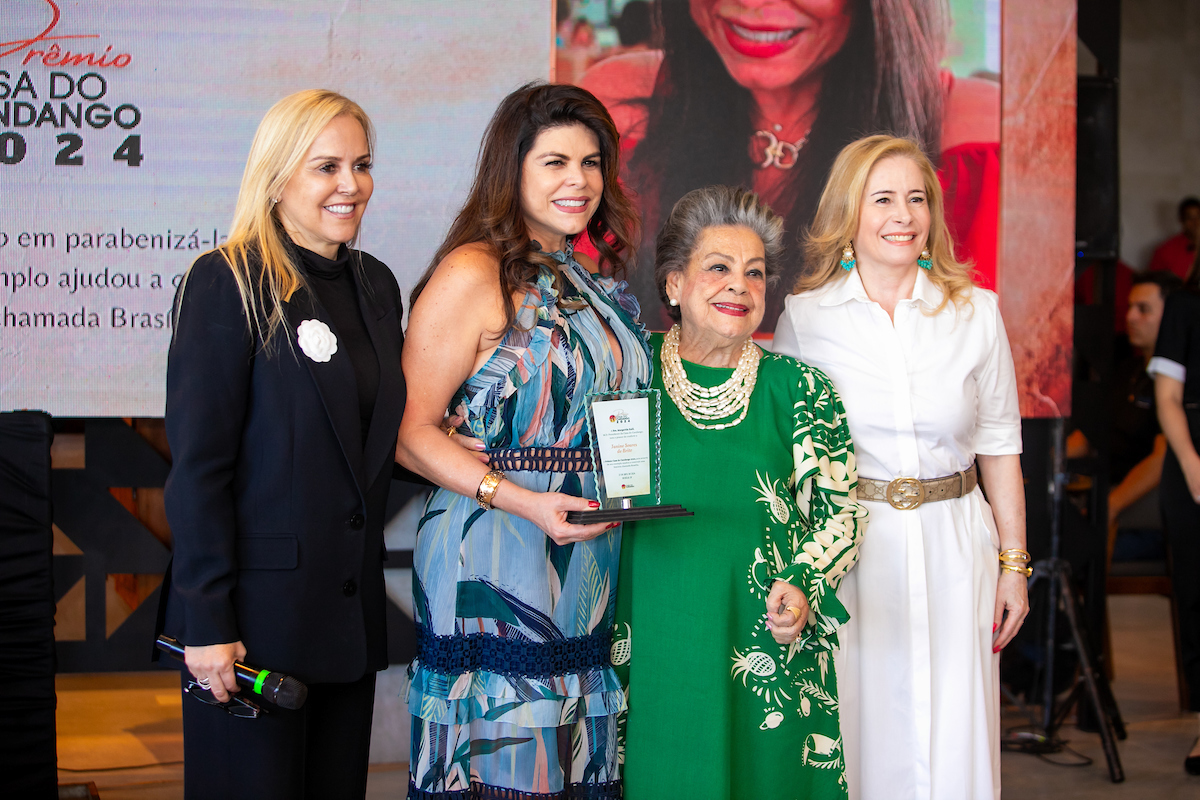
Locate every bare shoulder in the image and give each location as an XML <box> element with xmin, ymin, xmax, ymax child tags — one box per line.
<box><xmin>942</xmin><ymin>75</ymin><xmax>1000</xmax><ymax>150</ymax></box>
<box><xmin>421</xmin><ymin>242</ymin><xmax>500</xmax><ymax>298</ymax></box>
<box><xmin>408</xmin><ymin>243</ymin><xmax>506</xmax><ymax>340</ymax></box>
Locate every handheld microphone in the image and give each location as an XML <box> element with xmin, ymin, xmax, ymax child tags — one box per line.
<box><xmin>155</xmin><ymin>635</ymin><xmax>309</xmax><ymax>710</ymax></box>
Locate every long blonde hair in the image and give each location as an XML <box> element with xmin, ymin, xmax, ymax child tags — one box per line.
<box><xmin>185</xmin><ymin>89</ymin><xmax>375</xmax><ymax>347</ymax></box>
<box><xmin>796</xmin><ymin>134</ymin><xmax>974</xmax><ymax>313</ymax></box>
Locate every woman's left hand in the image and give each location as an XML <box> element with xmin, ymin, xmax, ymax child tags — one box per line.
<box><xmin>993</xmin><ymin>570</ymin><xmax>1029</xmax><ymax>651</ymax></box>
<box><xmin>765</xmin><ymin>581</ymin><xmax>809</xmax><ymax>645</ymax></box>
<box><xmin>444</xmin><ymin>414</ymin><xmax>489</xmax><ymax>464</ymax></box>
<box><xmin>396</xmin><ymin>413</ymin><xmax>490</xmax><ymax>466</ymax></box>
<box><xmin>978</xmin><ymin>454</ymin><xmax>1030</xmax><ymax>652</ymax></box>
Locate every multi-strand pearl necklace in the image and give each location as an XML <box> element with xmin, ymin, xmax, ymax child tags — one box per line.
<box><xmin>660</xmin><ymin>324</ymin><xmax>761</xmax><ymax>430</ymax></box>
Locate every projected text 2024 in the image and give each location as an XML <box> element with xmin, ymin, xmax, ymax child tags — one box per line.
<box><xmin>0</xmin><ymin>131</ymin><xmax>142</xmax><ymax>166</ymax></box>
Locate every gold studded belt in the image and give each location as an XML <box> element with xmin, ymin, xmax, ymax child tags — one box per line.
<box><xmin>857</xmin><ymin>463</ymin><xmax>977</xmax><ymax>510</ymax></box>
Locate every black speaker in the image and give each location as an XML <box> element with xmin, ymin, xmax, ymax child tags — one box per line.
<box><xmin>0</xmin><ymin>411</ymin><xmax>58</xmax><ymax>799</ymax></box>
<box><xmin>1076</xmin><ymin>77</ymin><xmax>1119</xmax><ymax>259</ymax></box>
<box><xmin>1078</xmin><ymin>0</ymin><xmax>1121</xmax><ymax>75</ymax></box>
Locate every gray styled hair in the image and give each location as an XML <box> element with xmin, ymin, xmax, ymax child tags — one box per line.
<box><xmin>653</xmin><ymin>186</ymin><xmax>784</xmax><ymax>322</ymax></box>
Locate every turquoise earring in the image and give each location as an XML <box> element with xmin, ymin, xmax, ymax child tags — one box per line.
<box><xmin>839</xmin><ymin>243</ymin><xmax>856</xmax><ymax>271</ymax></box>
<box><xmin>918</xmin><ymin>248</ymin><xmax>932</xmax><ymax>270</ymax></box>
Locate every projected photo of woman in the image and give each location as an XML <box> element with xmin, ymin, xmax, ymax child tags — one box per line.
<box><xmin>580</xmin><ymin>0</ymin><xmax>999</xmax><ymax>329</ymax></box>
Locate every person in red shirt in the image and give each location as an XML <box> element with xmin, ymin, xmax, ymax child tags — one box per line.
<box><xmin>1148</xmin><ymin>196</ymin><xmax>1200</xmax><ymax>278</ymax></box>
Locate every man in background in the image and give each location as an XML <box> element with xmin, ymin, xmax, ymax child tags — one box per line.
<box><xmin>1107</xmin><ymin>271</ymin><xmax>1183</xmax><ymax>553</ymax></box>
<box><xmin>1069</xmin><ymin>271</ymin><xmax>1182</xmax><ymax>556</ymax></box>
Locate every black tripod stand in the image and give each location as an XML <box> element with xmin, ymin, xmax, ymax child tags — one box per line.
<box><xmin>1001</xmin><ymin>419</ymin><xmax>1125</xmax><ymax>782</ymax></box>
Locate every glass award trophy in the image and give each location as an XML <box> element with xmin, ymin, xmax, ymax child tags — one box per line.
<box><xmin>565</xmin><ymin>389</ymin><xmax>693</xmax><ymax>523</ymax></box>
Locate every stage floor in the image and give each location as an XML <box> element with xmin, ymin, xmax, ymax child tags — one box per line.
<box><xmin>55</xmin><ymin>595</ymin><xmax>1198</xmax><ymax>799</ymax></box>
<box><xmin>55</xmin><ymin>670</ymin><xmax>407</xmax><ymax>799</ymax></box>
<box><xmin>1000</xmin><ymin>594</ymin><xmax>1198</xmax><ymax>798</ymax></box>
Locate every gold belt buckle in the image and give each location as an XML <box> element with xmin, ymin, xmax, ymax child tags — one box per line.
<box><xmin>886</xmin><ymin>477</ymin><xmax>924</xmax><ymax>510</ymax></box>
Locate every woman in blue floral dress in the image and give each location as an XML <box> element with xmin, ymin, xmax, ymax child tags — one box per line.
<box><xmin>396</xmin><ymin>83</ymin><xmax>649</xmax><ymax>798</ymax></box>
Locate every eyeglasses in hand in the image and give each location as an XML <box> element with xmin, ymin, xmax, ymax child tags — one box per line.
<box><xmin>185</xmin><ymin>680</ymin><xmax>265</xmax><ymax>719</ymax></box>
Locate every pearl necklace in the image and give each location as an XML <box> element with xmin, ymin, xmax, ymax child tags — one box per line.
<box><xmin>661</xmin><ymin>324</ymin><xmax>760</xmax><ymax>430</ymax></box>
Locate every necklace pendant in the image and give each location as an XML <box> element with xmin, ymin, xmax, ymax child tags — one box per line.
<box><xmin>752</xmin><ymin>129</ymin><xmax>806</xmax><ymax>170</ymax></box>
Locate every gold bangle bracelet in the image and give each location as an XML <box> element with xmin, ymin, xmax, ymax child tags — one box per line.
<box><xmin>1000</xmin><ymin>562</ymin><xmax>1033</xmax><ymax>577</ymax></box>
<box><xmin>998</xmin><ymin>548</ymin><xmax>1031</xmax><ymax>563</ymax></box>
<box><xmin>475</xmin><ymin>469</ymin><xmax>505</xmax><ymax>510</ymax></box>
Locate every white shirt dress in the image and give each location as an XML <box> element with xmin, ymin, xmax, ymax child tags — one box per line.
<box><xmin>773</xmin><ymin>269</ymin><xmax>1022</xmax><ymax>800</ymax></box>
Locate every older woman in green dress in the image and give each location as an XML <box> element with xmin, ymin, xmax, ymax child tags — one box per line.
<box><xmin>614</xmin><ymin>186</ymin><xmax>868</xmax><ymax>799</ymax></box>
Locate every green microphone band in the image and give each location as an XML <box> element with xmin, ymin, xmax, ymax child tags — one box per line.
<box><xmin>253</xmin><ymin>669</ymin><xmax>269</xmax><ymax>695</ymax></box>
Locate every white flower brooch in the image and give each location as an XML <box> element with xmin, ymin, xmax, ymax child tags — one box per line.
<box><xmin>296</xmin><ymin>319</ymin><xmax>338</xmax><ymax>363</ymax></box>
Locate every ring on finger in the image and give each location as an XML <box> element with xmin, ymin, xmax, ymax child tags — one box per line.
<box><xmin>785</xmin><ymin>605</ymin><xmax>804</xmax><ymax>620</ymax></box>
<box><xmin>197</xmin><ymin>677</ymin><xmax>211</xmax><ymax>689</ymax></box>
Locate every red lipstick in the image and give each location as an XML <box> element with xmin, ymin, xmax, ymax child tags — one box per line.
<box><xmin>720</xmin><ymin>19</ymin><xmax>801</xmax><ymax>59</ymax></box>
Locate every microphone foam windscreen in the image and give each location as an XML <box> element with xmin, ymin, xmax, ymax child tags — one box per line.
<box><xmin>269</xmin><ymin>675</ymin><xmax>308</xmax><ymax>710</ymax></box>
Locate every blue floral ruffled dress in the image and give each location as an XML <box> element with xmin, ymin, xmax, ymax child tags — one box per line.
<box><xmin>407</xmin><ymin>243</ymin><xmax>651</xmax><ymax>799</ymax></box>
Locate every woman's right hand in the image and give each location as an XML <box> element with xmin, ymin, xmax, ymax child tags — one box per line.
<box><xmin>516</xmin><ymin>490</ymin><xmax>613</xmax><ymax>545</ymax></box>
<box><xmin>184</xmin><ymin>641</ymin><xmax>246</xmax><ymax>703</ymax></box>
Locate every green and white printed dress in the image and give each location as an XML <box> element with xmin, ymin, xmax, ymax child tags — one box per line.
<box><xmin>614</xmin><ymin>335</ymin><xmax>868</xmax><ymax>799</ymax></box>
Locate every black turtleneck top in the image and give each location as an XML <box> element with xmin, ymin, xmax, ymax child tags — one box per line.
<box><xmin>297</xmin><ymin>245</ymin><xmax>379</xmax><ymax>445</ymax></box>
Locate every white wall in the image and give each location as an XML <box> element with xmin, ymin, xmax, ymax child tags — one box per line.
<box><xmin>1120</xmin><ymin>0</ymin><xmax>1200</xmax><ymax>267</ymax></box>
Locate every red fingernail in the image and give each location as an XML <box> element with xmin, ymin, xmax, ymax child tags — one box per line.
<box><xmin>992</xmin><ymin>645</ymin><xmax>1001</xmax><ymax>653</ymax></box>
<box><xmin>607</xmin><ymin>522</ymin><xmax>619</xmax><ymax>529</ymax></box>
<box><xmin>993</xmin><ymin>623</ymin><xmax>997</xmax><ymax>632</ymax></box>
<box><xmin>588</xmin><ymin>501</ymin><xmax>600</xmax><ymax>508</ymax></box>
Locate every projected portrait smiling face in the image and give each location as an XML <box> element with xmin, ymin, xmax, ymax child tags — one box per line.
<box><xmin>276</xmin><ymin>114</ymin><xmax>374</xmax><ymax>258</ymax></box>
<box><xmin>581</xmin><ymin>0</ymin><xmax>1005</xmax><ymax>332</ymax></box>
<box><xmin>688</xmin><ymin>0</ymin><xmax>852</xmax><ymax>93</ymax></box>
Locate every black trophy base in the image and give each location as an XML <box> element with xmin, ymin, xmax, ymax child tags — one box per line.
<box><xmin>565</xmin><ymin>504</ymin><xmax>692</xmax><ymax>524</ymax></box>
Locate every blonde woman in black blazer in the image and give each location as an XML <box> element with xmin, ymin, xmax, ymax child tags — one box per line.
<box><xmin>157</xmin><ymin>90</ymin><xmax>403</xmax><ymax>799</ymax></box>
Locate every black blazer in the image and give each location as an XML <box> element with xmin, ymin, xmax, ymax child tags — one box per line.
<box><xmin>157</xmin><ymin>247</ymin><xmax>405</xmax><ymax>684</ymax></box>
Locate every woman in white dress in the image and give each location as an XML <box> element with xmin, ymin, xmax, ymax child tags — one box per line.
<box><xmin>773</xmin><ymin>134</ymin><xmax>1030</xmax><ymax>800</ymax></box>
